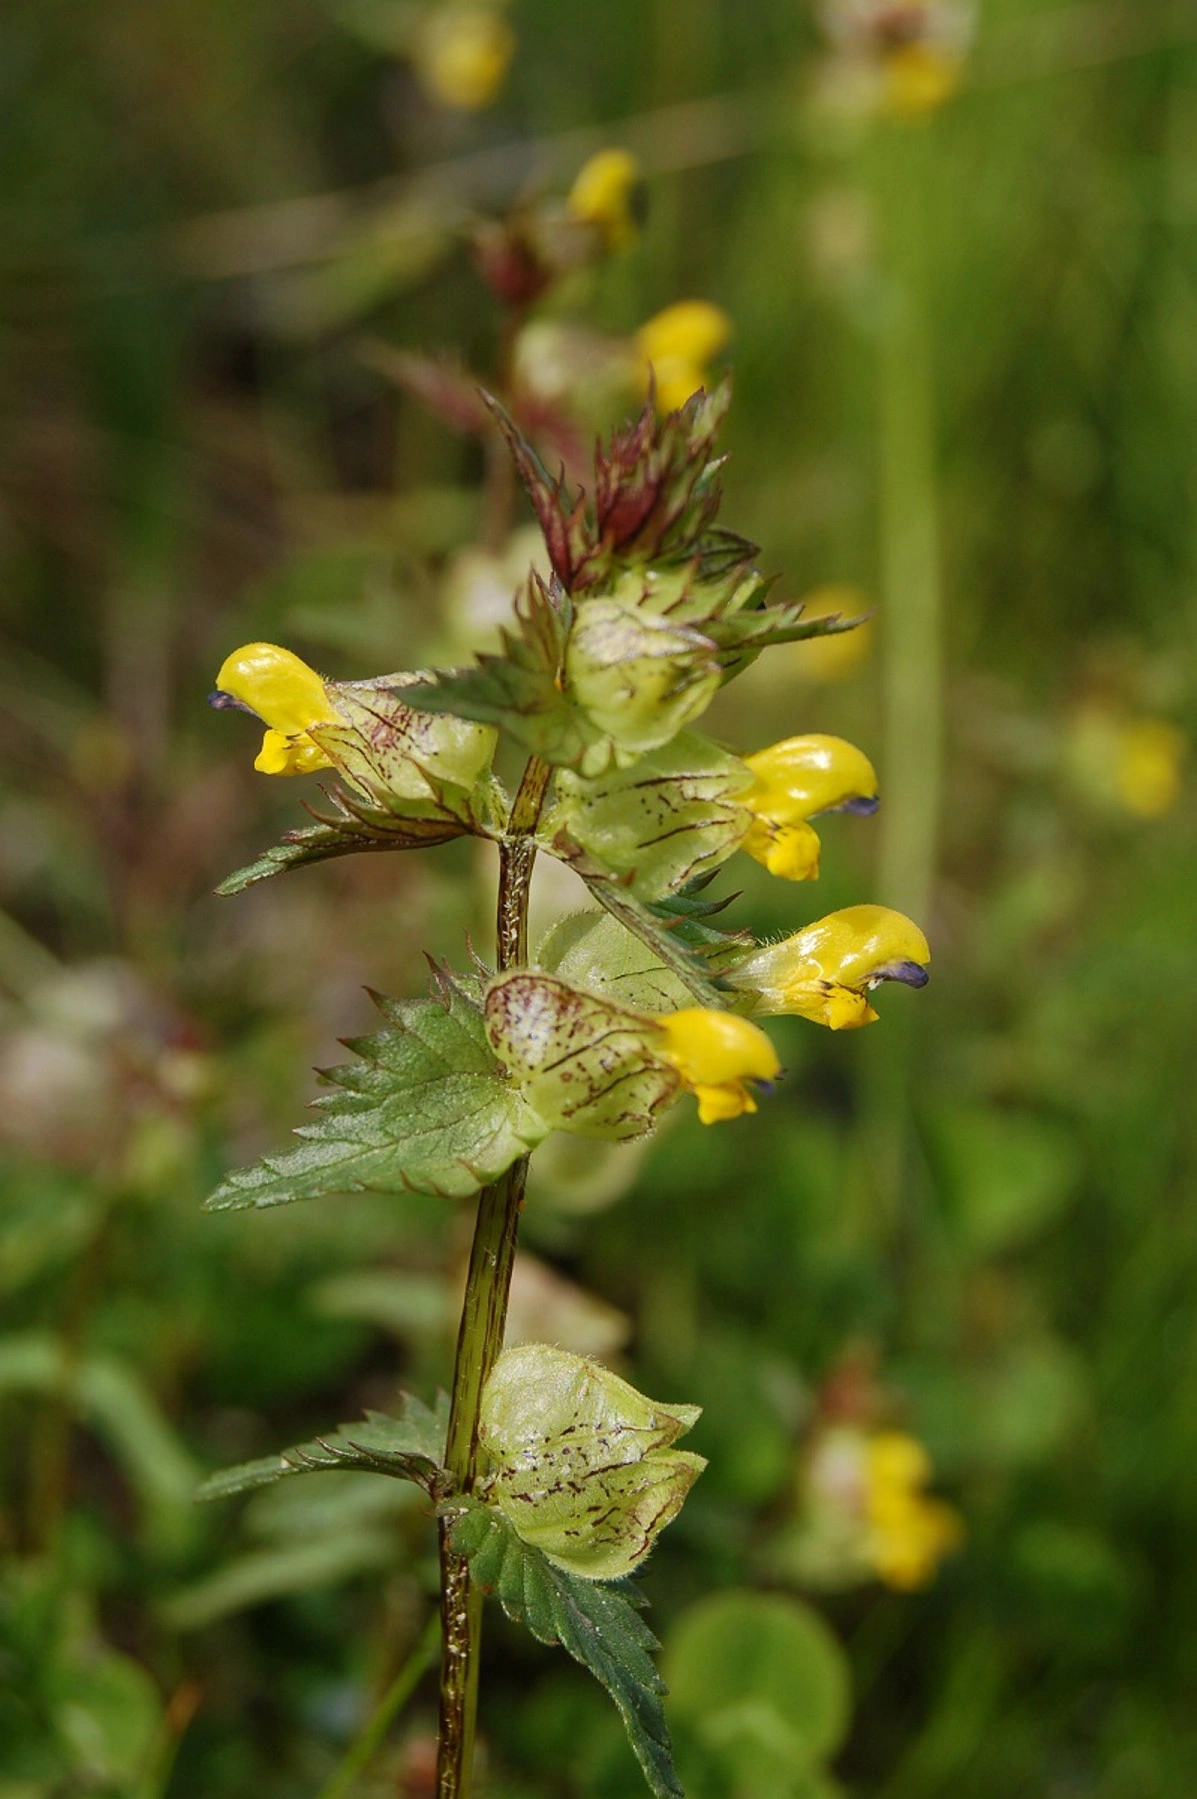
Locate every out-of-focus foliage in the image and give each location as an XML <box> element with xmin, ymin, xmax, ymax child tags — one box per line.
<box><xmin>2</xmin><ymin>0</ymin><xmax>1196</xmax><ymax>1793</ymax></box>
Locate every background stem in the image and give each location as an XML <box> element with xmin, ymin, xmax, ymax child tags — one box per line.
<box><xmin>863</xmin><ymin>124</ymin><xmax>944</xmax><ymax>1230</ymax></box>
<box><xmin>435</xmin><ymin>756</ymin><xmax>550</xmax><ymax>1799</ymax></box>
<box><xmin>315</xmin><ymin>1616</ymin><xmax>441</xmax><ymax>1799</ymax></box>
<box><xmin>876</xmin><ymin>128</ymin><xmax>943</xmax><ymax>929</ymax></box>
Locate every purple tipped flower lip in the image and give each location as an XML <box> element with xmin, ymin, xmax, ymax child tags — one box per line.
<box><xmin>208</xmin><ymin>689</ymin><xmax>257</xmax><ymax>716</ymax></box>
<box><xmin>837</xmin><ymin>794</ymin><xmax>880</xmax><ymax>817</ymax></box>
<box><xmin>881</xmin><ymin>958</ymin><xmax>930</xmax><ymax>988</ymax></box>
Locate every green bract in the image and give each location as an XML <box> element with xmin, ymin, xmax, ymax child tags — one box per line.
<box><xmin>477</xmin><ymin>1344</ymin><xmax>705</xmax><ymax>1579</ymax></box>
<box><xmin>482</xmin><ymin>971</ymin><xmax>677</xmax><ymax>1140</ymax></box>
<box><xmin>537</xmin><ymin>909</ymin><xmax>697</xmax><ymax>1013</ymax></box>
<box><xmin>563</xmin><ymin>601</ymin><xmax>723</xmax><ymax>765</ymax></box>
<box><xmin>547</xmin><ymin>730</ymin><xmax>752</xmax><ymax>898</ymax></box>
<box><xmin>312</xmin><ymin>672</ymin><xmax>498</xmax><ymax>802</ymax></box>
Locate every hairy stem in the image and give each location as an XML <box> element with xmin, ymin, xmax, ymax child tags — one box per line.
<box><xmin>435</xmin><ymin>755</ymin><xmax>551</xmax><ymax>1799</ymax></box>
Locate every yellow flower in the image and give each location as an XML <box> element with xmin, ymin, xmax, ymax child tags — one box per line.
<box><xmin>635</xmin><ymin>301</ymin><xmax>732</xmax><ymax>414</ymax></box>
<box><xmin>739</xmin><ymin>735</ymin><xmax>878</xmax><ymax>881</ymax></box>
<box><xmin>729</xmin><ymin>904</ymin><xmax>930</xmax><ymax>1029</ymax></box>
<box><xmin>864</xmin><ymin>1431</ymin><xmax>962</xmax><ymax>1590</ymax></box>
<box><xmin>883</xmin><ymin>41</ymin><xmax>962</xmax><ymax>118</ymax></box>
<box><xmin>413</xmin><ymin>6</ymin><xmax>514</xmax><ymax>112</ymax></box>
<box><xmin>1065</xmin><ymin>706</ymin><xmax>1187</xmax><ymax>819</ymax></box>
<box><xmin>651</xmin><ymin>1007</ymin><xmax>781</xmax><ymax>1125</ymax></box>
<box><xmin>212</xmin><ymin>642</ymin><xmax>339</xmax><ymax>777</ymax></box>
<box><xmin>795</xmin><ymin>586</ymin><xmax>875</xmax><ymax>683</ymax></box>
<box><xmin>1115</xmin><ymin>718</ymin><xmax>1186</xmax><ymax>818</ymax></box>
<box><xmin>567</xmin><ymin>148</ymin><xmax>642</xmax><ymax>251</ymax></box>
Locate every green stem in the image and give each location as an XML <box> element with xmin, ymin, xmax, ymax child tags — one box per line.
<box><xmin>435</xmin><ymin>755</ymin><xmax>551</xmax><ymax>1799</ymax></box>
<box><xmin>864</xmin><ymin>124</ymin><xmax>944</xmax><ymax>1225</ymax></box>
<box><xmin>875</xmin><ymin>128</ymin><xmax>943</xmax><ymax>929</ymax></box>
<box><xmin>317</xmin><ymin>1614</ymin><xmax>440</xmax><ymax>1799</ymax></box>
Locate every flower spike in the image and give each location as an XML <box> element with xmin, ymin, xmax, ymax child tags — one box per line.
<box><xmin>728</xmin><ymin>904</ymin><xmax>930</xmax><ymax>1029</ymax></box>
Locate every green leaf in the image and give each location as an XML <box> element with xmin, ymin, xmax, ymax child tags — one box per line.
<box><xmin>49</xmin><ymin>1645</ymin><xmax>161</xmax><ymax>1788</ymax></box>
<box><xmin>197</xmin><ymin>1390</ymin><xmax>450</xmax><ymax>1500</ymax></box>
<box><xmin>217</xmin><ymin>789</ymin><xmax>473</xmax><ymax>896</ymax></box>
<box><xmin>662</xmin><ymin>1590</ymin><xmax>851</xmax><ymax>1786</ymax></box>
<box><xmin>450</xmin><ymin>1501</ymin><xmax>683</xmax><ymax>1799</ymax></box>
<box><xmin>925</xmin><ymin>1104</ymin><xmax>1081</xmax><ymax>1256</ymax></box>
<box><xmin>205</xmin><ymin>975</ymin><xmax>547</xmax><ymax>1211</ymax></box>
<box><xmin>162</xmin><ymin>1528</ymin><xmax>399</xmax><ymax>1631</ymax></box>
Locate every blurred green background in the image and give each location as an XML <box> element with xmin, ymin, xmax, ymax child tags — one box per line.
<box><xmin>3</xmin><ymin>0</ymin><xmax>1197</xmax><ymax>1794</ymax></box>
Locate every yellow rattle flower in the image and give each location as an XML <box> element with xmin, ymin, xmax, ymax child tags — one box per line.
<box><xmin>883</xmin><ymin>41</ymin><xmax>963</xmax><ymax>119</ymax></box>
<box><xmin>412</xmin><ymin>6</ymin><xmax>514</xmax><ymax>112</ymax></box>
<box><xmin>729</xmin><ymin>904</ymin><xmax>930</xmax><ymax>1029</ymax></box>
<box><xmin>635</xmin><ymin>301</ymin><xmax>732</xmax><ymax>414</ymax></box>
<box><xmin>739</xmin><ymin>735</ymin><xmax>879</xmax><ymax>881</ymax></box>
<box><xmin>211</xmin><ymin>643</ymin><xmax>339</xmax><ymax>777</ymax></box>
<box><xmin>567</xmin><ymin>148</ymin><xmax>642</xmax><ymax>251</ymax></box>
<box><xmin>864</xmin><ymin>1431</ymin><xmax>963</xmax><ymax>1590</ymax></box>
<box><xmin>651</xmin><ymin>1008</ymin><xmax>781</xmax><ymax>1125</ymax></box>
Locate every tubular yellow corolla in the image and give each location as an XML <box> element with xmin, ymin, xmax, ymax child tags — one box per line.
<box><xmin>213</xmin><ymin>642</ymin><xmax>338</xmax><ymax>776</ymax></box>
<box><xmin>739</xmin><ymin>734</ymin><xmax>879</xmax><ymax>881</ymax></box>
<box><xmin>567</xmin><ymin>148</ymin><xmax>641</xmax><ymax>250</ymax></box>
<box><xmin>729</xmin><ymin>904</ymin><xmax>930</xmax><ymax>1029</ymax></box>
<box><xmin>864</xmin><ymin>1431</ymin><xmax>963</xmax><ymax>1590</ymax></box>
<box><xmin>635</xmin><ymin>301</ymin><xmax>732</xmax><ymax>414</ymax></box>
<box><xmin>652</xmin><ymin>1007</ymin><xmax>781</xmax><ymax>1125</ymax></box>
<box><xmin>413</xmin><ymin>7</ymin><xmax>514</xmax><ymax>111</ymax></box>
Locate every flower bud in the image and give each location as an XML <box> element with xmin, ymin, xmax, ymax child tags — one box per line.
<box><xmin>739</xmin><ymin>734</ymin><xmax>879</xmax><ymax>881</ymax></box>
<box><xmin>727</xmin><ymin>904</ymin><xmax>930</xmax><ymax>1028</ymax></box>
<box><xmin>565</xmin><ymin>600</ymin><xmax>722</xmax><ymax>763</ymax></box>
<box><xmin>479</xmin><ymin>1343</ymin><xmax>705</xmax><ymax>1579</ymax></box>
<box><xmin>602</xmin><ymin>558</ymin><xmax>766</xmax><ymax>631</ymax></box>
